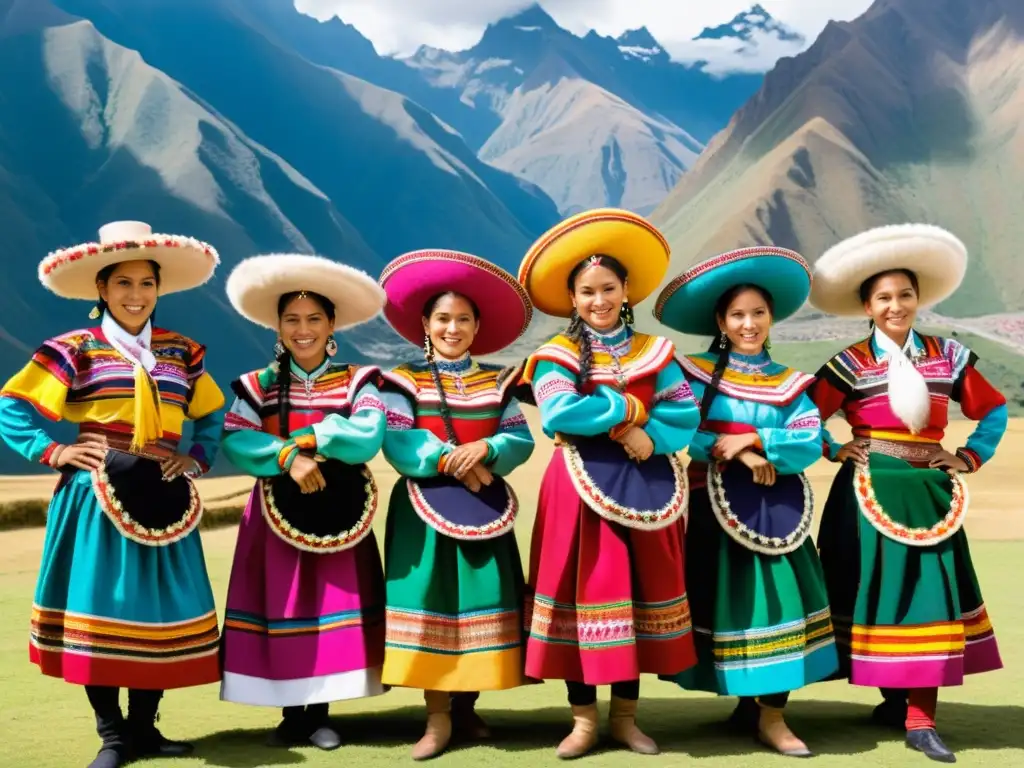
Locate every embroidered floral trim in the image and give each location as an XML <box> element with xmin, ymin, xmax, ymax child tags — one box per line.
<box><xmin>92</xmin><ymin>465</ymin><xmax>203</xmax><ymax>547</ymax></box>
<box><xmin>562</xmin><ymin>447</ymin><xmax>689</xmax><ymax>531</ymax></box>
<box><xmin>853</xmin><ymin>463</ymin><xmax>969</xmax><ymax>547</ymax></box>
<box><xmin>407</xmin><ymin>478</ymin><xmax>519</xmax><ymax>541</ymax></box>
<box><xmin>40</xmin><ymin>235</ymin><xmax>218</xmax><ymax>276</ymax></box>
<box><xmin>259</xmin><ymin>465</ymin><xmax>378</xmax><ymax>554</ymax></box>
<box><xmin>707</xmin><ymin>464</ymin><xmax>814</xmax><ymax>555</ymax></box>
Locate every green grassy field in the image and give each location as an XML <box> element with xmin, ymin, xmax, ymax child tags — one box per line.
<box><xmin>2</xmin><ymin>525</ymin><xmax>1022</xmax><ymax>768</ymax></box>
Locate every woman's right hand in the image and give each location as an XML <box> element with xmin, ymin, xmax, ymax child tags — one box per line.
<box><xmin>736</xmin><ymin>450</ymin><xmax>776</xmax><ymax>486</ymax></box>
<box><xmin>289</xmin><ymin>454</ymin><xmax>326</xmax><ymax>494</ymax></box>
<box><xmin>54</xmin><ymin>441</ymin><xmax>107</xmax><ymax>471</ymax></box>
<box><xmin>836</xmin><ymin>439</ymin><xmax>869</xmax><ymax>465</ymax></box>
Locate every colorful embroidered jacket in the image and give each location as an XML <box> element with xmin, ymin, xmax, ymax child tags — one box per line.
<box><xmin>521</xmin><ymin>324</ymin><xmax>699</xmax><ymax>453</ymax></box>
<box><xmin>0</xmin><ymin>327</ymin><xmax>224</xmax><ymax>471</ymax></box>
<box><xmin>811</xmin><ymin>332</ymin><xmax>1008</xmax><ymax>472</ymax></box>
<box><xmin>220</xmin><ymin>359</ymin><xmax>385</xmax><ymax>475</ymax></box>
<box><xmin>380</xmin><ymin>357</ymin><xmax>534</xmax><ymax>477</ymax></box>
<box><xmin>681</xmin><ymin>350</ymin><xmax>822</xmax><ymax>477</ymax></box>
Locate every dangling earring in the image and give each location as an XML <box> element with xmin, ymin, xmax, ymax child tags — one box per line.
<box><xmin>325</xmin><ymin>334</ymin><xmax>338</xmax><ymax>357</ymax></box>
<box><xmin>620</xmin><ymin>299</ymin><xmax>635</xmax><ymax>326</ymax></box>
<box><xmin>423</xmin><ymin>333</ymin><xmax>434</xmax><ymax>362</ymax></box>
<box><xmin>89</xmin><ymin>304</ymin><xmax>101</xmax><ymax>320</ymax></box>
<box><xmin>718</xmin><ymin>332</ymin><xmax>728</xmax><ymax>350</ymax></box>
<box><xmin>764</xmin><ymin>334</ymin><xmax>772</xmax><ymax>351</ymax></box>
<box><xmin>273</xmin><ymin>339</ymin><xmax>286</xmax><ymax>358</ymax></box>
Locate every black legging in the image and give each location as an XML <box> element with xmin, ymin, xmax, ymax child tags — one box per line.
<box><xmin>86</xmin><ymin>686</ymin><xmax>164</xmax><ymax>721</ymax></box>
<box><xmin>282</xmin><ymin>702</ymin><xmax>330</xmax><ymax>723</ymax></box>
<box><xmin>565</xmin><ymin>680</ymin><xmax>640</xmax><ymax>706</ymax></box>
<box><xmin>738</xmin><ymin>691</ymin><xmax>790</xmax><ymax>710</ymax></box>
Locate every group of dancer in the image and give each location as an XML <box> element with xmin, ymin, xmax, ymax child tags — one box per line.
<box><xmin>0</xmin><ymin>210</ymin><xmax>1006</xmax><ymax>768</ymax></box>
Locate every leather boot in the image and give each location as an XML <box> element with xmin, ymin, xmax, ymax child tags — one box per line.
<box><xmin>757</xmin><ymin>704</ymin><xmax>812</xmax><ymax>757</ymax></box>
<box><xmin>451</xmin><ymin>692</ymin><xmax>490</xmax><ymax>739</ymax></box>
<box><xmin>87</xmin><ymin>710</ymin><xmax>129</xmax><ymax>768</ymax></box>
<box><xmin>907</xmin><ymin>729</ymin><xmax>956</xmax><ymax>763</ymax></box>
<box><xmin>411</xmin><ymin>690</ymin><xmax>452</xmax><ymax>761</ymax></box>
<box><xmin>556</xmin><ymin>703</ymin><xmax>599</xmax><ymax>759</ymax></box>
<box><xmin>127</xmin><ymin>689</ymin><xmax>193</xmax><ymax>757</ymax></box>
<box><xmin>608</xmin><ymin>695</ymin><xmax>658</xmax><ymax>755</ymax></box>
<box><xmin>305</xmin><ymin>703</ymin><xmax>341</xmax><ymax>750</ymax></box>
<box><xmin>269</xmin><ymin>706</ymin><xmax>313</xmax><ymax>747</ymax></box>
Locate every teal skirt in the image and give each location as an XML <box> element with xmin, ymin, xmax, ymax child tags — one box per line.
<box><xmin>665</xmin><ymin>487</ymin><xmax>838</xmax><ymax>696</ymax></box>
<box><xmin>30</xmin><ymin>467</ymin><xmax>220</xmax><ymax>689</ymax></box>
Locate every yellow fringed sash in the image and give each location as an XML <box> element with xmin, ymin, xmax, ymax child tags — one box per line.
<box><xmin>131</xmin><ymin>363</ymin><xmax>163</xmax><ymax>452</ymax></box>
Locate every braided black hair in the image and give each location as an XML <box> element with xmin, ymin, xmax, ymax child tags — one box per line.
<box><xmin>565</xmin><ymin>253</ymin><xmax>629</xmax><ymax>384</ymax></box>
<box><xmin>700</xmin><ymin>284</ymin><xmax>775</xmax><ymax>424</ymax></box>
<box><xmin>275</xmin><ymin>290</ymin><xmax>337</xmax><ymax>438</ymax></box>
<box><xmin>422</xmin><ymin>291</ymin><xmax>480</xmax><ymax>445</ymax></box>
<box><xmin>94</xmin><ymin>260</ymin><xmax>162</xmax><ymax>323</ymax></box>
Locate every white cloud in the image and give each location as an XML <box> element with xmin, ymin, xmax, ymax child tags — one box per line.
<box><xmin>294</xmin><ymin>0</ymin><xmax>875</xmax><ymax>72</ymax></box>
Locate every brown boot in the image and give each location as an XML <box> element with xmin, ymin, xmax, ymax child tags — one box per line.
<box><xmin>556</xmin><ymin>703</ymin><xmax>599</xmax><ymax>759</ymax></box>
<box><xmin>608</xmin><ymin>695</ymin><xmax>659</xmax><ymax>755</ymax></box>
<box><xmin>757</xmin><ymin>704</ymin><xmax>812</xmax><ymax>757</ymax></box>
<box><xmin>411</xmin><ymin>690</ymin><xmax>452</xmax><ymax>761</ymax></box>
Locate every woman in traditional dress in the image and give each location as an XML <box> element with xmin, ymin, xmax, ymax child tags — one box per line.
<box><xmin>517</xmin><ymin>208</ymin><xmax>700</xmax><ymax>759</ymax></box>
<box><xmin>652</xmin><ymin>247</ymin><xmax>838</xmax><ymax>757</ymax></box>
<box><xmin>375</xmin><ymin>249</ymin><xmax>536</xmax><ymax>759</ymax></box>
<box><xmin>0</xmin><ymin>221</ymin><xmax>225</xmax><ymax>768</ymax></box>
<box><xmin>218</xmin><ymin>254</ymin><xmax>389</xmax><ymax>750</ymax></box>
<box><xmin>808</xmin><ymin>225</ymin><xmax>1007</xmax><ymax>764</ymax></box>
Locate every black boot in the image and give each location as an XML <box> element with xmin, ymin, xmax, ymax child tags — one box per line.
<box><xmin>85</xmin><ymin>686</ymin><xmax>129</xmax><ymax>768</ymax></box>
<box><xmin>727</xmin><ymin>697</ymin><xmax>760</xmax><ymax>732</ymax></box>
<box><xmin>873</xmin><ymin>688</ymin><xmax>908</xmax><ymax>729</ymax></box>
<box><xmin>907</xmin><ymin>728</ymin><xmax>956</xmax><ymax>763</ymax></box>
<box><xmin>127</xmin><ymin>689</ymin><xmax>194</xmax><ymax>757</ymax></box>
<box><xmin>451</xmin><ymin>692</ymin><xmax>490</xmax><ymax>740</ymax></box>
<box><xmin>306</xmin><ymin>703</ymin><xmax>341</xmax><ymax>751</ymax></box>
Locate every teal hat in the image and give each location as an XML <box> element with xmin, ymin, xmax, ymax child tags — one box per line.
<box><xmin>653</xmin><ymin>246</ymin><xmax>811</xmax><ymax>336</ymax></box>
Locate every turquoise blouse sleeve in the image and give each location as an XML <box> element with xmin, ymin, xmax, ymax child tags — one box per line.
<box><xmin>963</xmin><ymin>403</ymin><xmax>1007</xmax><ymax>466</ymax></box>
<box><xmin>643</xmin><ymin>360</ymin><xmax>699</xmax><ymax>456</ymax></box>
<box><xmin>531</xmin><ymin>359</ymin><xmax>628</xmax><ymax>439</ymax></box>
<box><xmin>313</xmin><ymin>380</ymin><xmax>386</xmax><ymax>465</ymax></box>
<box><xmin>0</xmin><ymin>396</ymin><xmax>59</xmax><ymax>465</ymax></box>
<box><xmin>381</xmin><ymin>388</ymin><xmax>450</xmax><ymax>478</ymax></box>
<box><xmin>756</xmin><ymin>391</ymin><xmax>824</xmax><ymax>475</ymax></box>
<box><xmin>483</xmin><ymin>397</ymin><xmax>535</xmax><ymax>476</ymax></box>
<box><xmin>219</xmin><ymin>396</ymin><xmax>289</xmax><ymax>477</ymax></box>
<box><xmin>187</xmin><ymin>410</ymin><xmax>223</xmax><ymax>476</ymax></box>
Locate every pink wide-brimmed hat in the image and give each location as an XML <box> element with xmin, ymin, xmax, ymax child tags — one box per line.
<box><xmin>379</xmin><ymin>249</ymin><xmax>532</xmax><ymax>356</ymax></box>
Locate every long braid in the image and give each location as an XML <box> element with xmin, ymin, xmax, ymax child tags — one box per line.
<box><xmin>566</xmin><ymin>310</ymin><xmax>594</xmax><ymax>385</ymax></box>
<box><xmin>275</xmin><ymin>348</ymin><xmax>293</xmax><ymax>438</ymax></box>
<box><xmin>425</xmin><ymin>339</ymin><xmax>460</xmax><ymax>446</ymax></box>
<box><xmin>699</xmin><ymin>336</ymin><xmax>731</xmax><ymax>426</ymax></box>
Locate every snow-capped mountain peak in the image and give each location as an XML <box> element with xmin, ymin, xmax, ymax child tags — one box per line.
<box><xmin>616</xmin><ymin>27</ymin><xmax>668</xmax><ymax>63</ymax></box>
<box><xmin>694</xmin><ymin>3</ymin><xmax>805</xmax><ymax>44</ymax></box>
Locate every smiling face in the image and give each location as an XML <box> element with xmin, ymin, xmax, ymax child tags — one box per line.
<box><xmin>571</xmin><ymin>263</ymin><xmax>626</xmax><ymax>332</ymax></box>
<box><xmin>863</xmin><ymin>271</ymin><xmax>919</xmax><ymax>342</ymax></box>
<box><xmin>422</xmin><ymin>292</ymin><xmax>479</xmax><ymax>360</ymax></box>
<box><xmin>717</xmin><ymin>287</ymin><xmax>773</xmax><ymax>355</ymax></box>
<box><xmin>97</xmin><ymin>260</ymin><xmax>159</xmax><ymax>335</ymax></box>
<box><xmin>278</xmin><ymin>294</ymin><xmax>333</xmax><ymax>370</ymax></box>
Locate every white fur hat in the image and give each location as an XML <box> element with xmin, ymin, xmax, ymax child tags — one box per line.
<box><xmin>809</xmin><ymin>224</ymin><xmax>967</xmax><ymax>317</ymax></box>
<box><xmin>38</xmin><ymin>220</ymin><xmax>219</xmax><ymax>300</ymax></box>
<box><xmin>226</xmin><ymin>253</ymin><xmax>385</xmax><ymax>331</ymax></box>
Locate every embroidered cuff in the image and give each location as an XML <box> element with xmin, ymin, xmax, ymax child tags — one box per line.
<box><xmin>955</xmin><ymin>447</ymin><xmax>981</xmax><ymax>473</ymax></box>
<box><xmin>188</xmin><ymin>444</ymin><xmax>210</xmax><ymax>475</ymax></box>
<box><xmin>278</xmin><ymin>441</ymin><xmax>300</xmax><ymax>472</ymax></box>
<box><xmin>436</xmin><ymin>446</ymin><xmax>452</xmax><ymax>473</ymax></box>
<box><xmin>609</xmin><ymin>394</ymin><xmax>649</xmax><ymax>440</ymax></box>
<box><xmin>40</xmin><ymin>442</ymin><xmax>62</xmax><ymax>467</ymax></box>
<box><xmin>293</xmin><ymin>433</ymin><xmax>318</xmax><ymax>453</ymax></box>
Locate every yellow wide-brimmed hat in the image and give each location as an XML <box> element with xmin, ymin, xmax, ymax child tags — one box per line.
<box><xmin>518</xmin><ymin>208</ymin><xmax>671</xmax><ymax>318</ymax></box>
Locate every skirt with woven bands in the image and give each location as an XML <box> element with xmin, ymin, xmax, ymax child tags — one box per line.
<box><xmin>30</xmin><ymin>468</ymin><xmax>220</xmax><ymax>690</ymax></box>
<box><xmin>817</xmin><ymin>453</ymin><xmax>1002</xmax><ymax>688</ymax></box>
<box><xmin>381</xmin><ymin>479</ymin><xmax>527</xmax><ymax>691</ymax></box>
<box><xmin>523</xmin><ymin>448</ymin><xmax>696</xmax><ymax>685</ymax></box>
<box><xmin>219</xmin><ymin>484</ymin><xmax>386</xmax><ymax>707</ymax></box>
<box><xmin>664</xmin><ymin>483</ymin><xmax>838</xmax><ymax>696</ymax></box>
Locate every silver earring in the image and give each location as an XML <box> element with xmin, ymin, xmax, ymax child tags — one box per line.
<box><xmin>273</xmin><ymin>339</ymin><xmax>286</xmax><ymax>358</ymax></box>
<box><xmin>325</xmin><ymin>335</ymin><xmax>338</xmax><ymax>357</ymax></box>
<box><xmin>423</xmin><ymin>334</ymin><xmax>434</xmax><ymax>362</ymax></box>
<box><xmin>718</xmin><ymin>332</ymin><xmax>727</xmax><ymax>350</ymax></box>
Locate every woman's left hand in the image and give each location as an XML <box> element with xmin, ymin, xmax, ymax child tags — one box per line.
<box><xmin>160</xmin><ymin>453</ymin><xmax>201</xmax><ymax>481</ymax></box>
<box><xmin>928</xmin><ymin>450</ymin><xmax>969</xmax><ymax>474</ymax></box>
<box><xmin>714</xmin><ymin>433</ymin><xmax>758</xmax><ymax>461</ymax></box>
